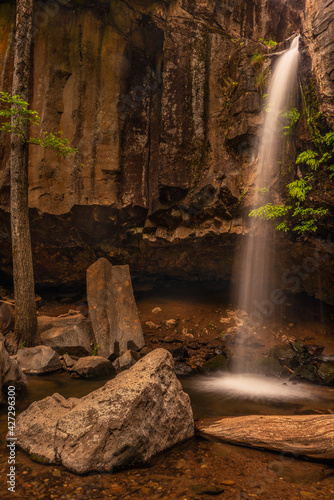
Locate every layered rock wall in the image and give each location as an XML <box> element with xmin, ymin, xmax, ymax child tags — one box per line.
<box><xmin>0</xmin><ymin>0</ymin><xmax>333</xmax><ymax>303</ymax></box>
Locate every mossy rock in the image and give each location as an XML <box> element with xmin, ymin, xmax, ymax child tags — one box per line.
<box><xmin>250</xmin><ymin>356</ymin><xmax>290</xmax><ymax>378</ymax></box>
<box><xmin>269</xmin><ymin>344</ymin><xmax>308</xmax><ymax>369</ymax></box>
<box><xmin>201</xmin><ymin>354</ymin><xmax>228</xmax><ymax>373</ymax></box>
<box><xmin>290</xmin><ymin>363</ymin><xmax>318</xmax><ymax>383</ymax></box>
<box><xmin>316</xmin><ymin>361</ymin><xmax>334</xmax><ymax>386</ymax></box>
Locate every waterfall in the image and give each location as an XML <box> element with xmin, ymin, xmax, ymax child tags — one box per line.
<box><xmin>234</xmin><ymin>36</ymin><xmax>300</xmax><ymax>366</ymax></box>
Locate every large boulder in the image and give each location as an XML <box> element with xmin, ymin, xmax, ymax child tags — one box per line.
<box><xmin>72</xmin><ymin>356</ymin><xmax>116</xmax><ymax>378</ymax></box>
<box><xmin>0</xmin><ymin>336</ymin><xmax>27</xmax><ymax>404</ymax></box>
<box><xmin>16</xmin><ymin>346</ymin><xmax>62</xmax><ymax>375</ymax></box>
<box><xmin>13</xmin><ymin>349</ymin><xmax>194</xmax><ymax>473</ymax></box>
<box><xmin>86</xmin><ymin>258</ymin><xmax>145</xmax><ymax>359</ymax></box>
<box><xmin>40</xmin><ymin>314</ymin><xmax>92</xmax><ymax>357</ymax></box>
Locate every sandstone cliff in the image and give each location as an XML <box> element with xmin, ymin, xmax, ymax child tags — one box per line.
<box><xmin>0</xmin><ymin>0</ymin><xmax>333</xmax><ymax>304</ymax></box>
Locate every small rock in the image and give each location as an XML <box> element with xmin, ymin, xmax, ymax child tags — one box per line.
<box><xmin>165</xmin><ymin>319</ymin><xmax>177</xmax><ymax>329</ymax></box>
<box><xmin>174</xmin><ymin>363</ymin><xmax>195</xmax><ymax>376</ymax></box>
<box><xmin>52</xmin><ymin>469</ymin><xmax>61</xmax><ymax>478</ymax></box>
<box><xmin>16</xmin><ymin>346</ymin><xmax>62</xmax><ymax>375</ymax></box>
<box><xmin>73</xmin><ymin>356</ymin><xmax>116</xmax><ymax>378</ymax></box>
<box><xmin>152</xmin><ymin>307</ymin><xmax>162</xmax><ymax>314</ymax></box>
<box><xmin>145</xmin><ymin>321</ymin><xmax>159</xmax><ymax>330</ymax></box>
<box><xmin>168</xmin><ymin>347</ymin><xmax>189</xmax><ymax>362</ymax></box>
<box><xmin>162</xmin><ymin>336</ymin><xmax>174</xmax><ymax>343</ymax></box>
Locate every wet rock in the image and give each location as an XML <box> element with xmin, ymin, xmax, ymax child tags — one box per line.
<box><xmin>0</xmin><ymin>303</ymin><xmax>14</xmax><ymax>334</ymax></box>
<box><xmin>191</xmin><ymin>484</ymin><xmax>225</xmax><ymax>495</ymax></box>
<box><xmin>72</xmin><ymin>356</ymin><xmax>116</xmax><ymax>379</ymax></box>
<box><xmin>290</xmin><ymin>363</ymin><xmax>318</xmax><ymax>383</ymax></box>
<box><xmin>112</xmin><ymin>350</ymin><xmax>140</xmax><ymax>371</ymax></box>
<box><xmin>250</xmin><ymin>356</ymin><xmax>291</xmax><ymax>378</ymax></box>
<box><xmin>13</xmin><ymin>349</ymin><xmax>194</xmax><ymax>474</ymax></box>
<box><xmin>316</xmin><ymin>361</ymin><xmax>334</xmax><ymax>386</ymax></box>
<box><xmin>168</xmin><ymin>346</ymin><xmax>189</xmax><ymax>362</ymax></box>
<box><xmin>270</xmin><ymin>344</ymin><xmax>306</xmax><ymax>369</ymax></box>
<box><xmin>303</xmin><ymin>345</ymin><xmax>325</xmax><ymax>357</ymax></box>
<box><xmin>0</xmin><ymin>336</ymin><xmax>27</xmax><ymax>404</ymax></box>
<box><xmin>16</xmin><ymin>346</ymin><xmax>62</xmax><ymax>375</ymax></box>
<box><xmin>86</xmin><ymin>259</ymin><xmax>145</xmax><ymax>359</ymax></box>
<box><xmin>41</xmin><ymin>315</ymin><xmax>92</xmax><ymax>357</ymax></box>
<box><xmin>174</xmin><ymin>362</ymin><xmax>195</xmax><ymax>376</ymax></box>
<box><xmin>201</xmin><ymin>354</ymin><xmax>228</xmax><ymax>374</ymax></box>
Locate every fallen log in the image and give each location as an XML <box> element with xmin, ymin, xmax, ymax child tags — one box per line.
<box><xmin>196</xmin><ymin>415</ymin><xmax>334</xmax><ymax>460</ymax></box>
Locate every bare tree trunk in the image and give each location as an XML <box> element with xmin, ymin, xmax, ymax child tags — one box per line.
<box><xmin>11</xmin><ymin>0</ymin><xmax>40</xmax><ymax>347</ymax></box>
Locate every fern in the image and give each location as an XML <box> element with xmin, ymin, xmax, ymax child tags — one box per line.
<box><xmin>296</xmin><ymin>150</ymin><xmax>319</xmax><ymax>170</ymax></box>
<box><xmin>287</xmin><ymin>176</ymin><xmax>313</xmax><ymax>202</ymax></box>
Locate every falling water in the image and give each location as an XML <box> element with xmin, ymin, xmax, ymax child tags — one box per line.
<box><xmin>237</xmin><ymin>36</ymin><xmax>300</xmax><ymax>325</ymax></box>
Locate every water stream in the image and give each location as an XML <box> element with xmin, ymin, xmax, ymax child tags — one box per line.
<box><xmin>237</xmin><ymin>36</ymin><xmax>300</xmax><ymax>322</ymax></box>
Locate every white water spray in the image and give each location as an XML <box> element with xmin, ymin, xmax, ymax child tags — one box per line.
<box><xmin>237</xmin><ymin>36</ymin><xmax>300</xmax><ymax>320</ymax></box>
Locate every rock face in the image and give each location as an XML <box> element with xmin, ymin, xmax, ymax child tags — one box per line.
<box><xmin>0</xmin><ymin>336</ymin><xmax>27</xmax><ymax>404</ymax></box>
<box><xmin>12</xmin><ymin>349</ymin><xmax>194</xmax><ymax>473</ymax></box>
<box><xmin>16</xmin><ymin>346</ymin><xmax>62</xmax><ymax>375</ymax></box>
<box><xmin>87</xmin><ymin>258</ymin><xmax>145</xmax><ymax>358</ymax></box>
<box><xmin>40</xmin><ymin>314</ymin><xmax>92</xmax><ymax>357</ymax></box>
<box><xmin>0</xmin><ymin>1</ymin><xmax>333</xmax><ymax>305</ymax></box>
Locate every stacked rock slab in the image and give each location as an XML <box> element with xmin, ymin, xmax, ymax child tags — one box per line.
<box><xmin>86</xmin><ymin>258</ymin><xmax>145</xmax><ymax>359</ymax></box>
<box><xmin>11</xmin><ymin>349</ymin><xmax>194</xmax><ymax>473</ymax></box>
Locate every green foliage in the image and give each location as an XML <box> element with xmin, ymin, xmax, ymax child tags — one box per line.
<box><xmin>259</xmin><ymin>38</ymin><xmax>277</xmax><ymax>48</ymax></box>
<box><xmin>251</xmin><ymin>51</ymin><xmax>264</xmax><ymax>67</ymax></box>
<box><xmin>249</xmin><ymin>203</ymin><xmax>291</xmax><ymax>220</ymax></box>
<box><xmin>286</xmin><ymin>176</ymin><xmax>313</xmax><ymax>202</ymax></box>
<box><xmin>19</xmin><ymin>340</ymin><xmax>26</xmax><ymax>349</ymax></box>
<box><xmin>282</xmin><ymin>108</ymin><xmax>300</xmax><ymax>135</ymax></box>
<box><xmin>0</xmin><ymin>91</ymin><xmax>78</xmax><ymax>157</ymax></box>
<box><xmin>256</xmin><ymin>71</ymin><xmax>268</xmax><ymax>92</ymax></box>
<box><xmin>92</xmin><ymin>344</ymin><xmax>100</xmax><ymax>356</ymax></box>
<box><xmin>257</xmin><ymin>187</ymin><xmax>269</xmax><ymax>193</ymax></box>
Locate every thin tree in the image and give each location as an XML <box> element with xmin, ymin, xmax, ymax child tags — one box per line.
<box><xmin>0</xmin><ymin>2</ymin><xmax>77</xmax><ymax>348</ymax></box>
<box><xmin>10</xmin><ymin>0</ymin><xmax>37</xmax><ymax>347</ymax></box>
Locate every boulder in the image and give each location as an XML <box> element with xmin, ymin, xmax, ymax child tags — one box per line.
<box><xmin>61</xmin><ymin>354</ymin><xmax>77</xmax><ymax>370</ymax></box>
<box><xmin>16</xmin><ymin>346</ymin><xmax>62</xmax><ymax>375</ymax></box>
<box><xmin>13</xmin><ymin>349</ymin><xmax>194</xmax><ymax>473</ymax></box>
<box><xmin>201</xmin><ymin>354</ymin><xmax>228</xmax><ymax>374</ymax></box>
<box><xmin>0</xmin><ymin>336</ymin><xmax>27</xmax><ymax>404</ymax></box>
<box><xmin>41</xmin><ymin>315</ymin><xmax>92</xmax><ymax>357</ymax></box>
<box><xmin>72</xmin><ymin>356</ymin><xmax>116</xmax><ymax>378</ymax></box>
<box><xmin>316</xmin><ymin>361</ymin><xmax>334</xmax><ymax>386</ymax></box>
<box><xmin>112</xmin><ymin>350</ymin><xmax>140</xmax><ymax>371</ymax></box>
<box><xmin>86</xmin><ymin>258</ymin><xmax>145</xmax><ymax>359</ymax></box>
<box><xmin>0</xmin><ymin>303</ymin><xmax>14</xmax><ymax>334</ymax></box>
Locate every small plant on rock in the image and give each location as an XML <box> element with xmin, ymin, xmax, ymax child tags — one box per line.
<box><xmin>92</xmin><ymin>344</ymin><xmax>100</xmax><ymax>356</ymax></box>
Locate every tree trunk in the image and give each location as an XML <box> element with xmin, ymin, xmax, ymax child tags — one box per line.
<box><xmin>196</xmin><ymin>414</ymin><xmax>334</xmax><ymax>460</ymax></box>
<box><xmin>11</xmin><ymin>0</ymin><xmax>40</xmax><ymax>347</ymax></box>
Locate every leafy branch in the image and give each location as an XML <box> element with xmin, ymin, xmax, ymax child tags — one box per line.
<box><xmin>0</xmin><ymin>91</ymin><xmax>78</xmax><ymax>157</ymax></box>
